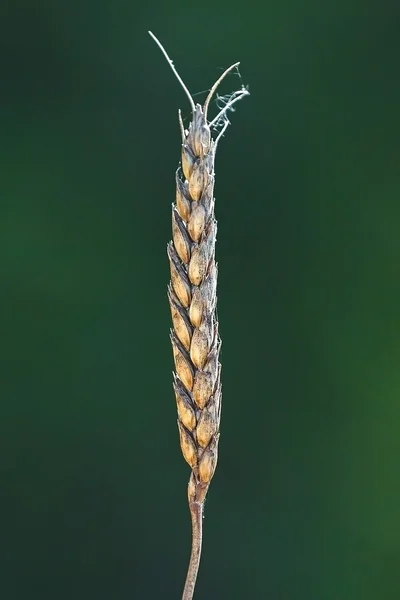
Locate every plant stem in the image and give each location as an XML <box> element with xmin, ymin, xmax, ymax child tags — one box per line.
<box><xmin>182</xmin><ymin>500</ymin><xmax>204</xmax><ymax>600</ymax></box>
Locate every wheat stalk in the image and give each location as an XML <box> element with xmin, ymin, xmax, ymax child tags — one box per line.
<box><xmin>149</xmin><ymin>31</ymin><xmax>248</xmax><ymax>600</ymax></box>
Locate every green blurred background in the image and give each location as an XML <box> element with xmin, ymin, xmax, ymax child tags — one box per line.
<box><xmin>2</xmin><ymin>1</ymin><xmax>400</xmax><ymax>598</ymax></box>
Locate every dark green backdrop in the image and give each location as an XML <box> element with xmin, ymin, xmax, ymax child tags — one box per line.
<box><xmin>2</xmin><ymin>1</ymin><xmax>400</xmax><ymax>598</ymax></box>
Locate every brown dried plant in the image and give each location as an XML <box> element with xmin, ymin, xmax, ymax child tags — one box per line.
<box><xmin>149</xmin><ymin>31</ymin><xmax>249</xmax><ymax>600</ymax></box>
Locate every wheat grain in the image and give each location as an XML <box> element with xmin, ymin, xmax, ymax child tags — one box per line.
<box><xmin>149</xmin><ymin>31</ymin><xmax>248</xmax><ymax>600</ymax></box>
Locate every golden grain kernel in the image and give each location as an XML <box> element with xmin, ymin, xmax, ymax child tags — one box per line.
<box><xmin>192</xmin><ymin>370</ymin><xmax>213</xmax><ymax>409</ymax></box>
<box><xmin>188</xmin><ymin>106</ymin><xmax>212</xmax><ymax>158</ymax></box>
<box><xmin>189</xmin><ymin>287</ymin><xmax>204</xmax><ymax>328</ymax></box>
<box><xmin>168</xmin><ymin>244</ymin><xmax>192</xmax><ymax>308</ymax></box>
<box><xmin>170</xmin><ymin>301</ymin><xmax>192</xmax><ymax>351</ymax></box>
<box><xmin>196</xmin><ymin>131</ymin><xmax>211</xmax><ymax>159</ymax></box>
<box><xmin>198</xmin><ymin>436</ymin><xmax>219</xmax><ymax>483</ymax></box>
<box><xmin>175</xmin><ymin>387</ymin><xmax>196</xmax><ymax>431</ymax></box>
<box><xmin>172</xmin><ymin>344</ymin><xmax>194</xmax><ymax>391</ymax></box>
<box><xmin>176</xmin><ymin>175</ymin><xmax>191</xmax><ymax>222</ymax></box>
<box><xmin>190</xmin><ymin>328</ymin><xmax>209</xmax><ymax>370</ymax></box>
<box><xmin>196</xmin><ymin>408</ymin><xmax>217</xmax><ymax>448</ymax></box>
<box><xmin>170</xmin><ymin>267</ymin><xmax>191</xmax><ymax>308</ymax></box>
<box><xmin>201</xmin><ymin>178</ymin><xmax>215</xmax><ymax>213</ymax></box>
<box><xmin>181</xmin><ymin>144</ymin><xmax>195</xmax><ymax>180</ymax></box>
<box><xmin>187</xmin><ymin>203</ymin><xmax>206</xmax><ymax>242</ymax></box>
<box><xmin>188</xmin><ymin>244</ymin><xmax>208</xmax><ymax>286</ymax></box>
<box><xmin>194</xmin><ymin>124</ymin><xmax>211</xmax><ymax>158</ymax></box>
<box><xmin>178</xmin><ymin>421</ymin><xmax>198</xmax><ymax>468</ymax></box>
<box><xmin>203</xmin><ymin>348</ymin><xmax>219</xmax><ymax>386</ymax></box>
<box><xmin>172</xmin><ymin>208</ymin><xmax>191</xmax><ymax>264</ymax></box>
<box><xmin>188</xmin><ymin>162</ymin><xmax>206</xmax><ymax>201</ymax></box>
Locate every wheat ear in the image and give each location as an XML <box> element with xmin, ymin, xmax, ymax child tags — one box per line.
<box><xmin>149</xmin><ymin>31</ymin><xmax>248</xmax><ymax>600</ymax></box>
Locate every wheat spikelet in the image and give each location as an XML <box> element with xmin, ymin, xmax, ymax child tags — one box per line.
<box><xmin>149</xmin><ymin>31</ymin><xmax>248</xmax><ymax>600</ymax></box>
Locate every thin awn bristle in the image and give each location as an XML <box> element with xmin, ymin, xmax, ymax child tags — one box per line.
<box><xmin>149</xmin><ymin>31</ymin><xmax>248</xmax><ymax>600</ymax></box>
<box><xmin>202</xmin><ymin>61</ymin><xmax>240</xmax><ymax>120</ymax></box>
<box><xmin>148</xmin><ymin>31</ymin><xmax>196</xmax><ymax>114</ymax></box>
